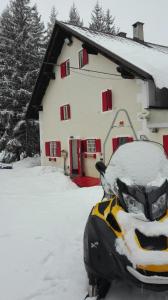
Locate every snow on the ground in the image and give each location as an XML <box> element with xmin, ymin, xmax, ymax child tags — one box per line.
<box><xmin>0</xmin><ymin>157</ymin><xmax>101</xmax><ymax>300</ymax></box>
<box><xmin>0</xmin><ymin>157</ymin><xmax>168</xmax><ymax>300</ymax></box>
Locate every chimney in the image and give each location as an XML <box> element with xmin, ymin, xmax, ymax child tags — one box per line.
<box><xmin>132</xmin><ymin>22</ymin><xmax>144</xmax><ymax>41</ymax></box>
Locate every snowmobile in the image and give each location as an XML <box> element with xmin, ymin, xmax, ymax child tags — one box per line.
<box><xmin>84</xmin><ymin>140</ymin><xmax>168</xmax><ymax>299</ymax></box>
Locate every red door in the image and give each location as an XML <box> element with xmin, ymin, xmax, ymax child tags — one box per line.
<box><xmin>69</xmin><ymin>139</ymin><xmax>83</xmax><ymax>177</ymax></box>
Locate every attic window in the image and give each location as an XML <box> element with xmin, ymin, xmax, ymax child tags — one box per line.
<box><xmin>60</xmin><ymin>60</ymin><xmax>70</xmax><ymax>78</ymax></box>
<box><xmin>102</xmin><ymin>90</ymin><xmax>112</xmax><ymax>112</ymax></box>
<box><xmin>79</xmin><ymin>49</ymin><xmax>88</xmax><ymax>68</ymax></box>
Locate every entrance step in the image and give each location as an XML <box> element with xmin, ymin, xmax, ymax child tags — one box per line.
<box><xmin>72</xmin><ymin>176</ymin><xmax>100</xmax><ymax>188</ymax></box>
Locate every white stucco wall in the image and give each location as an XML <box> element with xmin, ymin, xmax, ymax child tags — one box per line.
<box><xmin>39</xmin><ymin>36</ymin><xmax>168</xmax><ymax>177</ymax></box>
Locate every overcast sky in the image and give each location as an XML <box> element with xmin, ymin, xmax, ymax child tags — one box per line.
<box><xmin>1</xmin><ymin>0</ymin><xmax>168</xmax><ymax>46</ymax></box>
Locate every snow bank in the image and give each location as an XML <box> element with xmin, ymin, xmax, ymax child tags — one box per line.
<box><xmin>13</xmin><ymin>155</ymin><xmax>41</xmax><ymax>168</ymax></box>
<box><xmin>0</xmin><ymin>158</ymin><xmax>101</xmax><ymax>300</ymax></box>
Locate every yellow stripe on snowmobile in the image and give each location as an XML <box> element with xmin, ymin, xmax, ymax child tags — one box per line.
<box><xmin>159</xmin><ymin>209</ymin><xmax>168</xmax><ymax>222</ymax></box>
<box><xmin>137</xmin><ymin>264</ymin><xmax>168</xmax><ymax>273</ymax></box>
<box><xmin>91</xmin><ymin>197</ymin><xmax>123</xmax><ymax>238</ymax></box>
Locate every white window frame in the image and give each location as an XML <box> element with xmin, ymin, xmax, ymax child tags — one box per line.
<box><xmin>50</xmin><ymin>141</ymin><xmax>57</xmax><ymax>157</ymax></box>
<box><xmin>63</xmin><ymin>104</ymin><xmax>69</xmax><ymax>120</ymax></box>
<box><xmin>87</xmin><ymin>139</ymin><xmax>96</xmax><ymax>153</ymax></box>
<box><xmin>66</xmin><ymin>59</ymin><xmax>70</xmax><ymax>76</ymax></box>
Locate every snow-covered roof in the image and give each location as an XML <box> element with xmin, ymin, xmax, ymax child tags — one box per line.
<box><xmin>26</xmin><ymin>20</ymin><xmax>168</xmax><ymax>119</ymax></box>
<box><xmin>63</xmin><ymin>23</ymin><xmax>168</xmax><ymax>89</ymax></box>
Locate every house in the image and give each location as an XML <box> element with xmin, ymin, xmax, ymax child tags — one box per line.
<box><xmin>26</xmin><ymin>20</ymin><xmax>168</xmax><ymax>180</ymax></box>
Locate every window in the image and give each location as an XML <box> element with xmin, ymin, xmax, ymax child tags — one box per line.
<box><xmin>60</xmin><ymin>59</ymin><xmax>70</xmax><ymax>78</ymax></box>
<box><xmin>60</xmin><ymin>104</ymin><xmax>71</xmax><ymax>121</ymax></box>
<box><xmin>45</xmin><ymin>141</ymin><xmax>61</xmax><ymax>157</ymax></box>
<box><xmin>82</xmin><ymin>139</ymin><xmax>101</xmax><ymax>158</ymax></box>
<box><xmin>102</xmin><ymin>90</ymin><xmax>112</xmax><ymax>112</ymax></box>
<box><xmin>50</xmin><ymin>141</ymin><xmax>57</xmax><ymax>157</ymax></box>
<box><xmin>79</xmin><ymin>48</ymin><xmax>88</xmax><ymax>68</ymax></box>
<box><xmin>112</xmin><ymin>137</ymin><xmax>133</xmax><ymax>152</ymax></box>
<box><xmin>82</xmin><ymin>139</ymin><xmax>101</xmax><ymax>153</ymax></box>
<box><xmin>87</xmin><ymin>139</ymin><xmax>96</xmax><ymax>153</ymax></box>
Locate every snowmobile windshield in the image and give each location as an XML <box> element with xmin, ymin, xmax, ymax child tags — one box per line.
<box><xmin>117</xmin><ymin>178</ymin><xmax>168</xmax><ymax>221</ymax></box>
<box><xmin>104</xmin><ymin>140</ymin><xmax>168</xmax><ymax>220</ymax></box>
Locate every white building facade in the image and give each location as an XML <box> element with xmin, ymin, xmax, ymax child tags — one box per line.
<box><xmin>27</xmin><ymin>21</ymin><xmax>168</xmax><ymax>179</ymax></box>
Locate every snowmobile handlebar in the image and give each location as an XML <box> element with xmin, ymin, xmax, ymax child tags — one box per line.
<box><xmin>95</xmin><ymin>161</ymin><xmax>107</xmax><ymax>176</ymax></box>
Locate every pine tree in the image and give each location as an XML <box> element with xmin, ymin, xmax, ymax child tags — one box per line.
<box><xmin>104</xmin><ymin>9</ymin><xmax>118</xmax><ymax>34</ymax></box>
<box><xmin>68</xmin><ymin>3</ymin><xmax>83</xmax><ymax>26</ymax></box>
<box><xmin>89</xmin><ymin>1</ymin><xmax>105</xmax><ymax>31</ymax></box>
<box><xmin>0</xmin><ymin>0</ymin><xmax>45</xmax><ymax>162</ymax></box>
<box><xmin>0</xmin><ymin>7</ymin><xmax>15</xmax><ymax>156</ymax></box>
<box><xmin>46</xmin><ymin>6</ymin><xmax>57</xmax><ymax>45</ymax></box>
<box><xmin>89</xmin><ymin>2</ymin><xmax>119</xmax><ymax>34</ymax></box>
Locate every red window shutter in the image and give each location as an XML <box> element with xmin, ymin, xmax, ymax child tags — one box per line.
<box><xmin>45</xmin><ymin>142</ymin><xmax>50</xmax><ymax>156</ymax></box>
<box><xmin>112</xmin><ymin>138</ymin><xmax>120</xmax><ymax>152</ymax></box>
<box><xmin>102</xmin><ymin>91</ymin><xmax>108</xmax><ymax>112</ymax></box>
<box><xmin>60</xmin><ymin>62</ymin><xmax>66</xmax><ymax>78</ymax></box>
<box><xmin>163</xmin><ymin>135</ymin><xmax>168</xmax><ymax>156</ymax></box>
<box><xmin>83</xmin><ymin>48</ymin><xmax>88</xmax><ymax>65</ymax></box>
<box><xmin>127</xmin><ymin>137</ymin><xmax>133</xmax><ymax>143</ymax></box>
<box><xmin>67</xmin><ymin>104</ymin><xmax>71</xmax><ymax>119</ymax></box>
<box><xmin>81</xmin><ymin>140</ymin><xmax>87</xmax><ymax>152</ymax></box>
<box><xmin>95</xmin><ymin>139</ymin><xmax>101</xmax><ymax>152</ymax></box>
<box><xmin>107</xmin><ymin>90</ymin><xmax>112</xmax><ymax>110</ymax></box>
<box><xmin>56</xmin><ymin>141</ymin><xmax>61</xmax><ymax>157</ymax></box>
<box><xmin>60</xmin><ymin>106</ymin><xmax>64</xmax><ymax>120</ymax></box>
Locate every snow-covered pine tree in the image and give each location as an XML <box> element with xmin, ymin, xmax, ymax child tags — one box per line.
<box><xmin>89</xmin><ymin>1</ymin><xmax>105</xmax><ymax>31</ymax></box>
<box><xmin>46</xmin><ymin>6</ymin><xmax>57</xmax><ymax>45</ymax></box>
<box><xmin>104</xmin><ymin>9</ymin><xmax>118</xmax><ymax>34</ymax></box>
<box><xmin>67</xmin><ymin>3</ymin><xmax>83</xmax><ymax>26</ymax></box>
<box><xmin>0</xmin><ymin>0</ymin><xmax>46</xmax><ymax>162</ymax></box>
<box><xmin>0</xmin><ymin>7</ymin><xmax>16</xmax><ymax>158</ymax></box>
